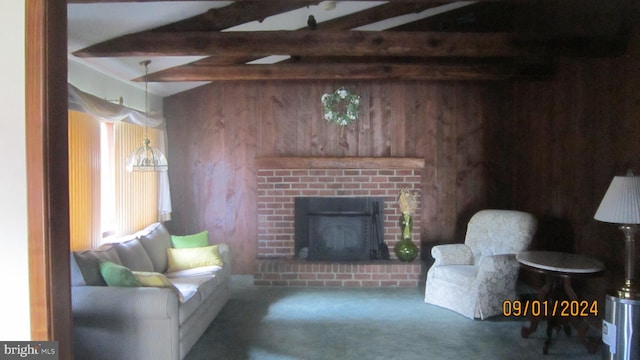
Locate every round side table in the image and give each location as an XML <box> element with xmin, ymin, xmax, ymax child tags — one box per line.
<box><xmin>516</xmin><ymin>251</ymin><xmax>605</xmax><ymax>355</ymax></box>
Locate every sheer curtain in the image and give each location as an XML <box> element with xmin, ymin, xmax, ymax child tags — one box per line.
<box><xmin>68</xmin><ymin>83</ymin><xmax>172</xmax><ymax>223</ymax></box>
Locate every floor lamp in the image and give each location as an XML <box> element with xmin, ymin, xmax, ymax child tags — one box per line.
<box><xmin>594</xmin><ymin>171</ymin><xmax>640</xmax><ymax>300</ymax></box>
<box><xmin>596</xmin><ymin>172</ymin><xmax>640</xmax><ymax>360</ymax></box>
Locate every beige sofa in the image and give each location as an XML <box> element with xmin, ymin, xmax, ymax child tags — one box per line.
<box><xmin>70</xmin><ymin>222</ymin><xmax>230</xmax><ymax>360</ymax></box>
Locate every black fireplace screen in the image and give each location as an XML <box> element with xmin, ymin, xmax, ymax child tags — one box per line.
<box><xmin>295</xmin><ymin>197</ymin><xmax>384</xmax><ymax>261</ymax></box>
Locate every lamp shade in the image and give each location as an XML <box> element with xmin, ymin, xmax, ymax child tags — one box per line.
<box><xmin>126</xmin><ymin>137</ymin><xmax>168</xmax><ymax>172</ymax></box>
<box><xmin>594</xmin><ymin>174</ymin><xmax>640</xmax><ymax>224</ymax></box>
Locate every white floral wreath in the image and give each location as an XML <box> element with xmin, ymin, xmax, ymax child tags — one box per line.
<box><xmin>321</xmin><ymin>87</ymin><xmax>360</xmax><ymax>126</ymax></box>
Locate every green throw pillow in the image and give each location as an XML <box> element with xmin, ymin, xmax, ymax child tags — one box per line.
<box><xmin>171</xmin><ymin>230</ymin><xmax>209</xmax><ymax>248</ymax></box>
<box><xmin>99</xmin><ymin>261</ymin><xmax>142</xmax><ymax>287</ymax></box>
<box><xmin>166</xmin><ymin>245</ymin><xmax>223</xmax><ymax>273</ymax></box>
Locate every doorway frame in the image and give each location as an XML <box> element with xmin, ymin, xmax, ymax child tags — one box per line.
<box><xmin>26</xmin><ymin>1</ymin><xmax>72</xmax><ymax>358</ymax></box>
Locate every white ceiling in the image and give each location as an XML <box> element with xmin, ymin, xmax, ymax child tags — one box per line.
<box><xmin>67</xmin><ymin>1</ymin><xmax>473</xmax><ymax>97</ymax></box>
<box><xmin>67</xmin><ymin>1</ymin><xmax>384</xmax><ymax>97</ymax></box>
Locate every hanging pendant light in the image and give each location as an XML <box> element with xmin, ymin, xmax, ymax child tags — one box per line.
<box><xmin>126</xmin><ymin>60</ymin><xmax>168</xmax><ymax>172</ymax></box>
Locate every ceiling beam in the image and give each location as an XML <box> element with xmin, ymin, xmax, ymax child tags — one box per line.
<box><xmin>167</xmin><ymin>2</ymin><xmax>448</xmax><ymax>66</ymax></box>
<box><xmin>73</xmin><ymin>30</ymin><xmax>626</xmax><ymax>58</ymax></box>
<box><xmin>133</xmin><ymin>62</ymin><xmax>550</xmax><ymax>81</ymax></box>
<box><xmin>66</xmin><ymin>0</ymin><xmax>515</xmax><ymax>3</ymax></box>
<box><xmin>151</xmin><ymin>1</ymin><xmax>317</xmax><ymax>32</ymax></box>
<box><xmin>67</xmin><ymin>0</ymin><xmax>210</xmax><ymax>2</ymax></box>
<box><xmin>72</xmin><ymin>31</ymin><xmax>536</xmax><ymax>58</ymax></box>
<box><xmin>313</xmin><ymin>2</ymin><xmax>446</xmax><ymax>31</ymax></box>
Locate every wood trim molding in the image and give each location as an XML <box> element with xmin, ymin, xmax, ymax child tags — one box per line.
<box><xmin>26</xmin><ymin>0</ymin><xmax>72</xmax><ymax>357</ymax></box>
<box><xmin>255</xmin><ymin>157</ymin><xmax>425</xmax><ymax>169</ymax></box>
<box><xmin>26</xmin><ymin>0</ymin><xmax>48</xmax><ymax>342</ymax></box>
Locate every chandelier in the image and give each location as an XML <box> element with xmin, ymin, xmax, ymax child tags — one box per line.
<box><xmin>126</xmin><ymin>60</ymin><xmax>168</xmax><ymax>172</ymax></box>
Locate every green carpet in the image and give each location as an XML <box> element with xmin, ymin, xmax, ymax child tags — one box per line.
<box><xmin>184</xmin><ymin>276</ymin><xmax>601</xmax><ymax>360</ymax></box>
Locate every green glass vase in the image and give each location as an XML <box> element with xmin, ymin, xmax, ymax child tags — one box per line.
<box><xmin>394</xmin><ymin>214</ymin><xmax>418</xmax><ymax>262</ymax></box>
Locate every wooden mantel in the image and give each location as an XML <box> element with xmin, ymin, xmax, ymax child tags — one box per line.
<box><xmin>254</xmin><ymin>157</ymin><xmax>424</xmax><ymax>170</ymax></box>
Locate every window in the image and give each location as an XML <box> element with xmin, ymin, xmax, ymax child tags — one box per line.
<box><xmin>100</xmin><ymin>122</ymin><xmax>115</xmax><ymax>239</ymax></box>
<box><xmin>68</xmin><ymin>110</ymin><xmax>163</xmax><ymax>250</ymax></box>
<box><xmin>68</xmin><ymin>110</ymin><xmax>101</xmax><ymax>250</ymax></box>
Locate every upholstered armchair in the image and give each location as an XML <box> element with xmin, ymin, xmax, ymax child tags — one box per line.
<box><xmin>424</xmin><ymin>210</ymin><xmax>537</xmax><ymax>319</ymax></box>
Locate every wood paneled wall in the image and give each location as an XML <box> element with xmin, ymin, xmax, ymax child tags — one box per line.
<box><xmin>163</xmin><ymin>26</ymin><xmax>639</xmax><ymax>288</ymax></box>
<box><xmin>503</xmin><ymin>28</ymin><xmax>640</xmax><ymax>291</ymax></box>
<box><xmin>164</xmin><ymin>81</ymin><xmax>507</xmax><ymax>274</ymax></box>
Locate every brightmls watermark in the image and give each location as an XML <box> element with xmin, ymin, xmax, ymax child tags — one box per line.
<box><xmin>0</xmin><ymin>342</ymin><xmax>57</xmax><ymax>359</ymax></box>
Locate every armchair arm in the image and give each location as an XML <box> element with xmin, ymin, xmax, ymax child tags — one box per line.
<box><xmin>431</xmin><ymin>244</ymin><xmax>473</xmax><ymax>266</ymax></box>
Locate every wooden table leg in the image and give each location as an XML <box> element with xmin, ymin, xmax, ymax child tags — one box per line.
<box><xmin>521</xmin><ymin>273</ymin><xmax>553</xmax><ymax>339</ymax></box>
<box><xmin>526</xmin><ymin>274</ymin><xmax>600</xmax><ymax>355</ymax></box>
<box><xmin>544</xmin><ymin>276</ymin><xmax>565</xmax><ymax>355</ymax></box>
<box><xmin>522</xmin><ymin>274</ymin><xmax>578</xmax><ymax>355</ymax></box>
<box><xmin>562</xmin><ymin>277</ymin><xmax>599</xmax><ymax>354</ymax></box>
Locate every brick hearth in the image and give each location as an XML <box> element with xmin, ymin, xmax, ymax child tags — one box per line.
<box><xmin>254</xmin><ymin>157</ymin><xmax>425</xmax><ymax>287</ymax></box>
<box><xmin>254</xmin><ymin>259</ymin><xmax>425</xmax><ymax>287</ymax></box>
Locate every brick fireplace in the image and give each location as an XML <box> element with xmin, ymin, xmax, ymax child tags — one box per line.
<box><xmin>254</xmin><ymin>157</ymin><xmax>425</xmax><ymax>287</ymax></box>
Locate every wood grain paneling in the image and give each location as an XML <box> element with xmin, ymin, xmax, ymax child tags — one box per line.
<box><xmin>503</xmin><ymin>26</ymin><xmax>640</xmax><ymax>292</ymax></box>
<box><xmin>164</xmin><ymin>80</ymin><xmax>503</xmax><ymax>274</ymax></box>
<box><xmin>166</xmin><ymin>45</ymin><xmax>640</xmax><ymax>284</ymax></box>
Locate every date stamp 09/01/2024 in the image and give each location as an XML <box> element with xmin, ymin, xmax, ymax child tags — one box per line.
<box><xmin>502</xmin><ymin>300</ymin><xmax>599</xmax><ymax>318</ymax></box>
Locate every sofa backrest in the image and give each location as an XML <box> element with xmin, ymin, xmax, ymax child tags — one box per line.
<box><xmin>70</xmin><ymin>223</ymin><xmax>234</xmax><ymax>286</ymax></box>
<box><xmin>72</xmin><ymin>245</ymin><xmax>122</xmax><ymax>286</ymax></box>
<box><xmin>114</xmin><ymin>238</ymin><xmax>155</xmax><ymax>272</ymax></box>
<box><xmin>71</xmin><ymin>222</ymin><xmax>172</xmax><ymax>286</ymax></box>
<box><xmin>137</xmin><ymin>222</ymin><xmax>172</xmax><ymax>273</ymax></box>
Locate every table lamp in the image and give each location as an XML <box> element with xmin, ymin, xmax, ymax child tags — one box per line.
<box><xmin>594</xmin><ymin>170</ymin><xmax>640</xmax><ymax>300</ymax></box>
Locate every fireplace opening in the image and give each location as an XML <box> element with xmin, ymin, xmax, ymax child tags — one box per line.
<box><xmin>295</xmin><ymin>197</ymin><xmax>384</xmax><ymax>261</ymax></box>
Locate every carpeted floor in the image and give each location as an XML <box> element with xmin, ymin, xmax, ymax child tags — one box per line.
<box><xmin>184</xmin><ymin>276</ymin><xmax>602</xmax><ymax>360</ymax></box>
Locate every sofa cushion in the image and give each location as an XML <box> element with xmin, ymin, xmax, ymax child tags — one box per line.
<box><xmin>172</xmin><ymin>275</ymin><xmax>220</xmax><ymax>299</ymax></box>
<box><xmin>166</xmin><ymin>245</ymin><xmax>223</xmax><ymax>273</ymax></box>
<box><xmin>171</xmin><ymin>230</ymin><xmax>209</xmax><ymax>249</ymax></box>
<box><xmin>114</xmin><ymin>238</ymin><xmax>154</xmax><ymax>272</ymax></box>
<box><xmin>74</xmin><ymin>246</ymin><xmax>122</xmax><ymax>286</ymax></box>
<box><xmin>70</xmin><ymin>252</ymin><xmax>87</xmax><ymax>286</ymax></box>
<box><xmin>172</xmin><ymin>275</ymin><xmax>221</xmax><ymax>325</ymax></box>
<box><xmin>133</xmin><ymin>271</ymin><xmax>183</xmax><ymax>301</ymax></box>
<box><xmin>137</xmin><ymin>222</ymin><xmax>172</xmax><ymax>273</ymax></box>
<box><xmin>165</xmin><ymin>265</ymin><xmax>222</xmax><ymax>278</ymax></box>
<box><xmin>99</xmin><ymin>261</ymin><xmax>142</xmax><ymax>287</ymax></box>
<box><xmin>172</xmin><ymin>282</ymin><xmax>199</xmax><ymax>304</ymax></box>
<box><xmin>177</xmin><ymin>288</ymin><xmax>202</xmax><ymax>324</ymax></box>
